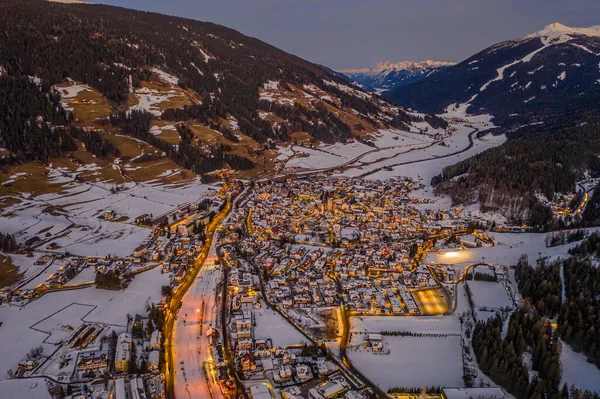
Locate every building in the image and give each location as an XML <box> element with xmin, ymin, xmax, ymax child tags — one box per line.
<box><xmin>130</xmin><ymin>377</ymin><xmax>145</xmax><ymax>399</ymax></box>
<box><xmin>76</xmin><ymin>353</ymin><xmax>108</xmax><ymax>371</ymax></box>
<box><xmin>368</xmin><ymin>333</ymin><xmax>383</xmax><ymax>352</ymax></box>
<box><xmin>317</xmin><ymin>380</ymin><xmax>347</xmax><ymax>398</ymax></box>
<box><xmin>150</xmin><ymin>330</ymin><xmax>161</xmax><ymax>350</ymax></box>
<box><xmin>115</xmin><ymin>378</ymin><xmax>126</xmax><ymax>399</ymax></box>
<box><xmin>148</xmin><ymin>350</ymin><xmax>160</xmax><ymax>371</ymax></box>
<box><xmin>18</xmin><ymin>360</ymin><xmax>36</xmax><ymax>371</ymax></box>
<box><xmin>249</xmin><ymin>384</ymin><xmax>271</xmax><ymax>399</ymax></box>
<box><xmin>114</xmin><ymin>332</ymin><xmax>132</xmax><ymax>373</ymax></box>
<box><xmin>282</xmin><ymin>387</ymin><xmax>304</xmax><ymax>399</ymax></box>
<box><xmin>134</xmin><ymin>246</ymin><xmax>147</xmax><ymax>258</ymax></box>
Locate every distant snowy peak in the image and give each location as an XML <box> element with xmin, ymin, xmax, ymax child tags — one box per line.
<box><xmin>339</xmin><ymin>60</ymin><xmax>455</xmax><ymax>74</ymax></box>
<box><xmin>525</xmin><ymin>22</ymin><xmax>600</xmax><ymax>40</ymax></box>
<box><xmin>337</xmin><ymin>60</ymin><xmax>455</xmax><ymax>91</ymax></box>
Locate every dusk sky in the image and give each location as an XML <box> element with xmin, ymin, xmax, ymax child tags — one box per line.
<box><xmin>89</xmin><ymin>0</ymin><xmax>600</xmax><ymax>69</ymax></box>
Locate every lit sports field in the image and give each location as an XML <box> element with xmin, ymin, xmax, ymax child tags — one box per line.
<box><xmin>412</xmin><ymin>287</ymin><xmax>450</xmax><ymax>315</ymax></box>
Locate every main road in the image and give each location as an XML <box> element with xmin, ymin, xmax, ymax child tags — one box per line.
<box><xmin>172</xmin><ymin>238</ymin><xmax>224</xmax><ymax>399</ymax></box>
<box><xmin>164</xmin><ymin>192</ymin><xmax>232</xmax><ymax>399</ymax></box>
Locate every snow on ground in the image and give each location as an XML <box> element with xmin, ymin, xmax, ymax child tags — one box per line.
<box><xmin>130</xmin><ymin>86</ymin><xmax>179</xmax><ymax>116</ymax></box>
<box><xmin>1</xmin><ymin>176</ymin><xmax>215</xmax><ymax>256</ymax></box>
<box><xmin>67</xmin><ymin>267</ymin><xmax>96</xmax><ymax>285</ymax></box>
<box><xmin>349</xmin><ymin>303</ymin><xmax>465</xmax><ymax>391</ymax></box>
<box><xmin>55</xmin><ymin>82</ymin><xmax>93</xmax><ymax>100</ymax></box>
<box><xmin>350</xmin><ymin>315</ymin><xmax>461</xmax><ymax>335</ymax></box>
<box><xmin>360</xmin><ymin>127</ymin><xmax>506</xmax><ymax>183</ymax></box>
<box><xmin>149</xmin><ymin>123</ymin><xmax>177</xmax><ymax>136</ymax></box>
<box><xmin>560</xmin><ymin>340</ymin><xmax>600</xmax><ymax>394</ymax></box>
<box><xmin>348</xmin><ymin>334</ymin><xmax>464</xmax><ymax>389</ymax></box>
<box><xmin>259</xmin><ymin>90</ymin><xmax>296</xmax><ymax>107</ymax></box>
<box><xmin>426</xmin><ymin>229</ymin><xmax>600</xmax><ymax>268</ymax></box>
<box><xmin>253</xmin><ymin>302</ymin><xmax>308</xmax><ymax>348</ymax></box>
<box><xmin>1</xmin><ymin>253</ymin><xmax>49</xmax><ymax>288</ymax></box>
<box><xmin>0</xmin><ymin>378</ymin><xmax>52</xmax><ymax>399</ymax></box>
<box><xmin>467</xmin><ymin>280</ymin><xmax>513</xmax><ymax>309</ymax></box>
<box><xmin>32</xmin><ymin>303</ymin><xmax>96</xmax><ymax>344</ymax></box>
<box><xmin>191</xmin><ymin>42</ymin><xmax>214</xmax><ymax>63</ymax></box>
<box><xmin>276</xmin><ymin>146</ymin><xmax>294</xmax><ymax>162</ymax></box>
<box><xmin>18</xmin><ymin>260</ymin><xmax>77</xmax><ymax>291</ymax></box>
<box><xmin>54</xmin><ymin>82</ymin><xmax>94</xmax><ymax>111</ymax></box>
<box><xmin>369</xmin><ymin>129</ymin><xmax>441</xmax><ymax>148</ymax></box>
<box><xmin>0</xmin><ymin>266</ymin><xmax>167</xmax><ymax>378</ymax></box>
<box><xmin>0</xmin><ymin>205</ymin><xmax>150</xmax><ymax>257</ymax></box>
<box><xmin>285</xmin><ymin>142</ymin><xmax>370</xmax><ymax>170</ymax></box>
<box><xmin>283</xmin><ymin>121</ymin><xmax>505</xmax><ymax>180</ymax></box>
<box><xmin>151</xmin><ymin>67</ymin><xmax>179</xmax><ymax>85</ymax></box>
<box><xmin>263</xmin><ymin>80</ymin><xmax>279</xmax><ymax>90</ymax></box>
<box><xmin>286</xmin><ymin>129</ymin><xmax>440</xmax><ymax>172</ymax></box>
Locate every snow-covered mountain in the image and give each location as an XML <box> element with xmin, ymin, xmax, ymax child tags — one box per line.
<box><xmin>385</xmin><ymin>23</ymin><xmax>600</xmax><ymax>126</ymax></box>
<box><xmin>337</xmin><ymin>60</ymin><xmax>455</xmax><ymax>92</ymax></box>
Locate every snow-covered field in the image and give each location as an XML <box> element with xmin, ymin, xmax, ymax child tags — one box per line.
<box><xmin>283</xmin><ymin>122</ymin><xmax>505</xmax><ymax>181</ymax></box>
<box><xmin>284</xmin><ymin>142</ymin><xmax>372</xmax><ymax>170</ymax></box>
<box><xmin>468</xmin><ymin>281</ymin><xmax>512</xmax><ymax>309</ymax></box>
<box><xmin>1</xmin><ymin>176</ymin><xmax>214</xmax><ymax>257</ymax></box>
<box><xmin>560</xmin><ymin>341</ymin><xmax>600</xmax><ymax>394</ymax></box>
<box><xmin>0</xmin><ymin>267</ymin><xmax>168</xmax><ymax>377</ymax></box>
<box><xmin>253</xmin><ymin>303</ymin><xmax>308</xmax><ymax>348</ymax></box>
<box><xmin>0</xmin><ymin>378</ymin><xmax>53</xmax><ymax>399</ymax></box>
<box><xmin>348</xmin><ymin>334</ymin><xmax>464</xmax><ymax>389</ymax></box>
<box><xmin>361</xmin><ymin>127</ymin><xmax>506</xmax><ymax>183</ymax></box>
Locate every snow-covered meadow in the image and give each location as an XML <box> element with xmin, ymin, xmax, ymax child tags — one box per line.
<box><xmin>349</xmin><ymin>315</ymin><xmax>464</xmax><ymax>389</ymax></box>
<box><xmin>1</xmin><ymin>174</ymin><xmax>215</xmax><ymax>258</ymax></box>
<box><xmin>0</xmin><ymin>266</ymin><xmax>168</xmax><ymax>378</ymax></box>
<box><xmin>560</xmin><ymin>341</ymin><xmax>600</xmax><ymax>394</ymax></box>
<box><xmin>253</xmin><ymin>303</ymin><xmax>308</xmax><ymax>348</ymax></box>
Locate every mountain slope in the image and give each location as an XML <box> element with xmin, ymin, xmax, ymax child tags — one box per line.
<box><xmin>385</xmin><ymin>23</ymin><xmax>600</xmax><ymax>127</ymax></box>
<box><xmin>0</xmin><ymin>0</ymin><xmax>444</xmax><ymax>184</ymax></box>
<box><xmin>338</xmin><ymin>60</ymin><xmax>454</xmax><ymax>91</ymax></box>
<box><xmin>432</xmin><ymin>113</ymin><xmax>600</xmax><ymax>227</ymax></box>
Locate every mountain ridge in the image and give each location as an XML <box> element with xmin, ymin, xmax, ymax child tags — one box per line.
<box><xmin>524</xmin><ymin>22</ymin><xmax>600</xmax><ymax>39</ymax></box>
<box><xmin>338</xmin><ymin>60</ymin><xmax>455</xmax><ymax>74</ymax></box>
<box><xmin>0</xmin><ymin>0</ymin><xmax>444</xmax><ymax>184</ymax></box>
<box><xmin>384</xmin><ymin>22</ymin><xmax>600</xmax><ymax>128</ymax></box>
<box><xmin>337</xmin><ymin>60</ymin><xmax>455</xmax><ymax>91</ymax></box>
<box><xmin>407</xmin><ymin>23</ymin><xmax>600</xmax><ymax>227</ymax></box>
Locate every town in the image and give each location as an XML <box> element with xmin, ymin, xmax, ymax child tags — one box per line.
<box><xmin>0</xmin><ymin>175</ymin><xmax>522</xmax><ymax>399</ymax></box>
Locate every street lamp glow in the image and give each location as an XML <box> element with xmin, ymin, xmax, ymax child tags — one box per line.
<box><xmin>444</xmin><ymin>251</ymin><xmax>459</xmax><ymax>258</ymax></box>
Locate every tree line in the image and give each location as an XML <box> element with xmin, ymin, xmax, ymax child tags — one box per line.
<box><xmin>473</xmin><ymin>310</ymin><xmax>563</xmax><ymax>399</ymax></box>
<box><xmin>515</xmin><ymin>254</ymin><xmax>600</xmax><ymax>369</ymax></box>
<box><xmin>0</xmin><ymin>232</ymin><xmax>19</xmax><ymax>253</ymax></box>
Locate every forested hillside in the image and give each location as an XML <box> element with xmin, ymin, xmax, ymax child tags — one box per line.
<box><xmin>514</xmin><ymin>247</ymin><xmax>600</xmax><ymax>370</ymax></box>
<box><xmin>381</xmin><ymin>24</ymin><xmax>600</xmax><ymax>226</ymax></box>
<box><xmin>431</xmin><ymin>115</ymin><xmax>600</xmax><ymax>227</ymax></box>
<box><xmin>0</xmin><ymin>0</ymin><xmax>442</xmax><ymax>180</ymax></box>
<box><xmin>470</xmin><ymin>251</ymin><xmax>600</xmax><ymax>399</ymax></box>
